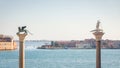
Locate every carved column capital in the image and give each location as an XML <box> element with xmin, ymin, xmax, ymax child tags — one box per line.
<box><xmin>17</xmin><ymin>33</ymin><xmax>27</xmax><ymax>42</ymax></box>
<box><xmin>93</xmin><ymin>32</ymin><xmax>104</xmax><ymax>41</ymax></box>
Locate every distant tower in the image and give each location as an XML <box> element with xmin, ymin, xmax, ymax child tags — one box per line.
<box><xmin>91</xmin><ymin>20</ymin><xmax>104</xmax><ymax>68</ymax></box>
<box><xmin>51</xmin><ymin>41</ymin><xmax>55</xmax><ymax>46</ymax></box>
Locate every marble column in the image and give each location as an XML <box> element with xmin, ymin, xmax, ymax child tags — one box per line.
<box><xmin>93</xmin><ymin>32</ymin><xmax>104</xmax><ymax>68</ymax></box>
<box><xmin>17</xmin><ymin>33</ymin><xmax>27</xmax><ymax>68</ymax></box>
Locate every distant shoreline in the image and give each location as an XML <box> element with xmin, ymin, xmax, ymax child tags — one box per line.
<box><xmin>36</xmin><ymin>47</ymin><xmax>120</xmax><ymax>49</ymax></box>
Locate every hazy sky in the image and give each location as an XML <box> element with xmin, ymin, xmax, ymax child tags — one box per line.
<box><xmin>0</xmin><ymin>0</ymin><xmax>120</xmax><ymax>40</ymax></box>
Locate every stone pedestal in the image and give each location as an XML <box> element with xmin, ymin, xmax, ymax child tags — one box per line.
<box><xmin>93</xmin><ymin>32</ymin><xmax>104</xmax><ymax>68</ymax></box>
<box><xmin>17</xmin><ymin>33</ymin><xmax>27</xmax><ymax>68</ymax></box>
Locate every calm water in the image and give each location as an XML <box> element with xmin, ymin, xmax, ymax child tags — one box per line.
<box><xmin>0</xmin><ymin>49</ymin><xmax>120</xmax><ymax>68</ymax></box>
<box><xmin>0</xmin><ymin>42</ymin><xmax>120</xmax><ymax>68</ymax></box>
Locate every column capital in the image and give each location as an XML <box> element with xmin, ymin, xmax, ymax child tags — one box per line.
<box><xmin>93</xmin><ymin>32</ymin><xmax>104</xmax><ymax>41</ymax></box>
<box><xmin>17</xmin><ymin>33</ymin><xmax>27</xmax><ymax>42</ymax></box>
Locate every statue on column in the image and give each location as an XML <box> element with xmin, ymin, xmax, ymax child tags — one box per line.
<box><xmin>17</xmin><ymin>26</ymin><xmax>28</xmax><ymax>34</ymax></box>
<box><xmin>17</xmin><ymin>26</ymin><xmax>32</xmax><ymax>35</ymax></box>
<box><xmin>96</xmin><ymin>20</ymin><xmax>100</xmax><ymax>30</ymax></box>
<box><xmin>91</xmin><ymin>20</ymin><xmax>103</xmax><ymax>32</ymax></box>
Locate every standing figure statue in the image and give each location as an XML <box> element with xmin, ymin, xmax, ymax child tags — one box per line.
<box><xmin>96</xmin><ymin>20</ymin><xmax>100</xmax><ymax>30</ymax></box>
<box><xmin>91</xmin><ymin>20</ymin><xmax>103</xmax><ymax>32</ymax></box>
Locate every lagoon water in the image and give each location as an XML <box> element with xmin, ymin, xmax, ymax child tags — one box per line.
<box><xmin>0</xmin><ymin>49</ymin><xmax>120</xmax><ymax>68</ymax></box>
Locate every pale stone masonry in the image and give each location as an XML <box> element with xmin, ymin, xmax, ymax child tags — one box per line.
<box><xmin>0</xmin><ymin>34</ymin><xmax>17</xmax><ymax>50</ymax></box>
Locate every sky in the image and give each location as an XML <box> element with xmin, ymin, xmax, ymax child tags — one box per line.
<box><xmin>0</xmin><ymin>0</ymin><xmax>120</xmax><ymax>40</ymax></box>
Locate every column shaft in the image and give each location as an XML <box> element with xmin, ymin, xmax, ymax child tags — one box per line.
<box><xmin>96</xmin><ymin>41</ymin><xmax>101</xmax><ymax>68</ymax></box>
<box><xmin>19</xmin><ymin>41</ymin><xmax>25</xmax><ymax>68</ymax></box>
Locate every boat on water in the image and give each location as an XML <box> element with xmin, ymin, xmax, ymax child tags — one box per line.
<box><xmin>0</xmin><ymin>34</ymin><xmax>17</xmax><ymax>50</ymax></box>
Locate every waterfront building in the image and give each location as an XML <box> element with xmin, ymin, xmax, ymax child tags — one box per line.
<box><xmin>0</xmin><ymin>34</ymin><xmax>17</xmax><ymax>50</ymax></box>
<box><xmin>76</xmin><ymin>43</ymin><xmax>84</xmax><ymax>48</ymax></box>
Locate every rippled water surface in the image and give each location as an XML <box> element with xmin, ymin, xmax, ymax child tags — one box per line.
<box><xmin>0</xmin><ymin>49</ymin><xmax>120</xmax><ymax>68</ymax></box>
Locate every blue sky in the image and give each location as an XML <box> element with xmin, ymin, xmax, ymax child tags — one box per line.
<box><xmin>0</xmin><ymin>0</ymin><xmax>120</xmax><ymax>40</ymax></box>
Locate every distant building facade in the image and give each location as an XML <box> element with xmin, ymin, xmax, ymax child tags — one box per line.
<box><xmin>38</xmin><ymin>39</ymin><xmax>120</xmax><ymax>49</ymax></box>
<box><xmin>0</xmin><ymin>34</ymin><xmax>17</xmax><ymax>50</ymax></box>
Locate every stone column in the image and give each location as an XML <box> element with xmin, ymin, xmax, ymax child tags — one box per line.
<box><xmin>93</xmin><ymin>32</ymin><xmax>104</xmax><ymax>68</ymax></box>
<box><xmin>17</xmin><ymin>33</ymin><xmax>27</xmax><ymax>68</ymax></box>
